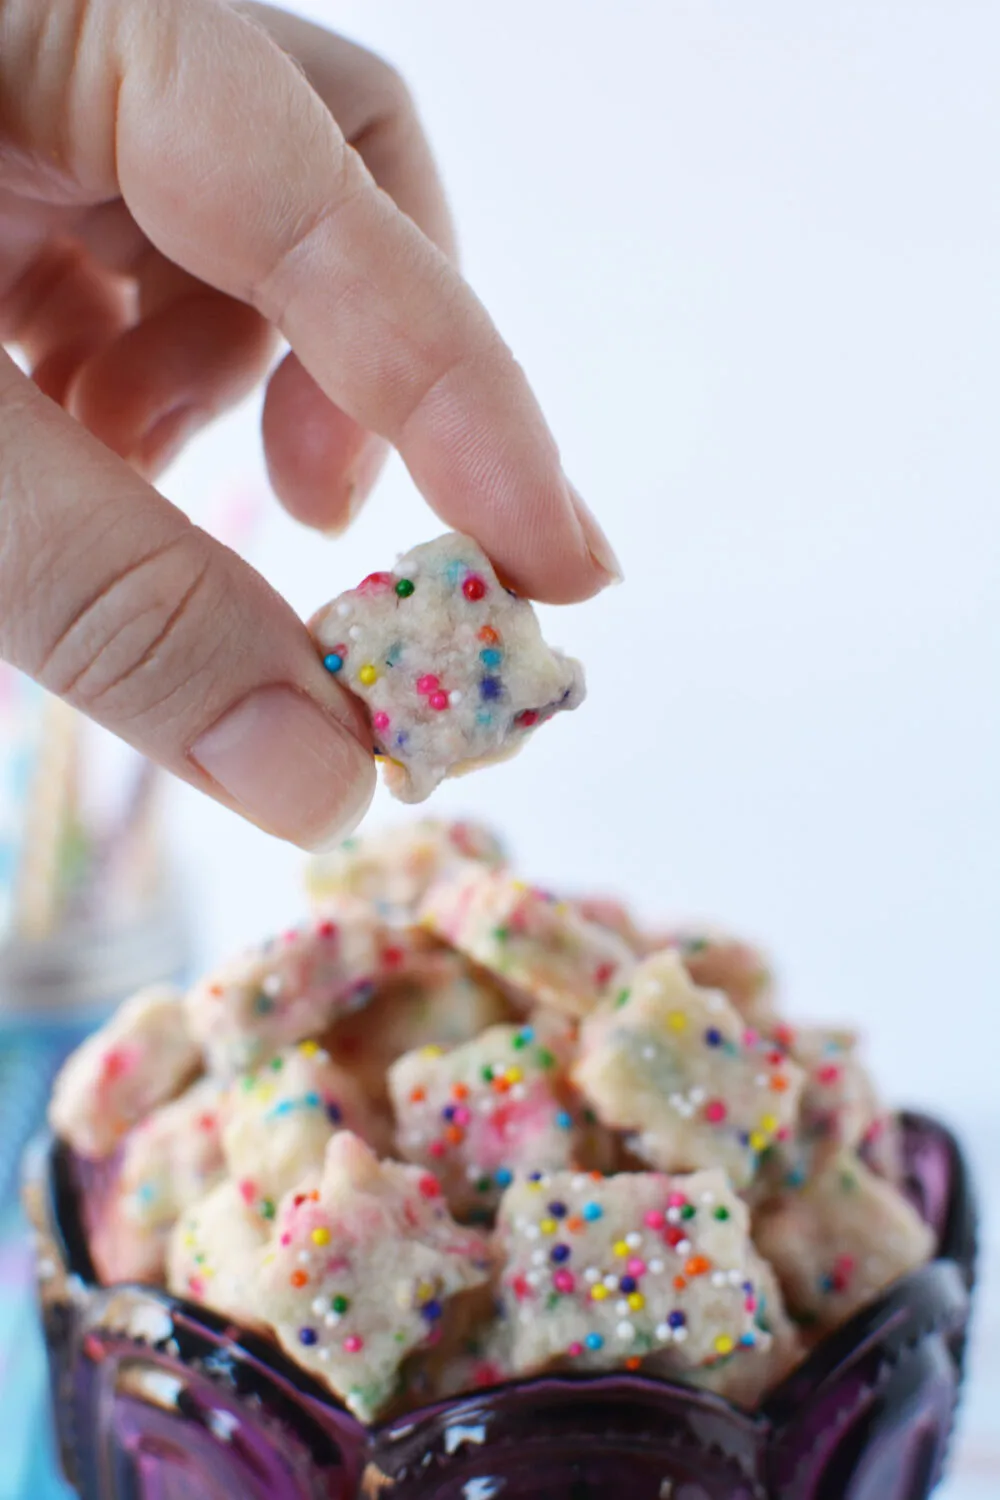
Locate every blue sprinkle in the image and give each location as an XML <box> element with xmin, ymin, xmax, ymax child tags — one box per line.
<box><xmin>705</xmin><ymin>1028</ymin><xmax>723</xmax><ymax>1047</ymax></box>
<box><xmin>420</xmin><ymin>1299</ymin><xmax>443</xmax><ymax>1323</ymax></box>
<box><xmin>517</xmin><ymin>1027</ymin><xmax>535</xmax><ymax>1044</ymax></box>
<box><xmin>475</xmin><ymin>710</ymin><xmax>494</xmax><ymax>727</ymax></box>
<box><xmin>550</xmin><ymin>1244</ymin><xmax>571</xmax><ymax>1264</ymax></box>
<box><xmin>528</xmin><ymin>1171</ymin><xmax>544</xmax><ymax>1183</ymax></box>
<box><xmin>253</xmin><ymin>993</ymin><xmax>274</xmax><ymax>1016</ymax></box>
<box><xmin>303</xmin><ymin>1091</ymin><xmax>321</xmax><ymax>1108</ymax></box>
<box><xmin>668</xmin><ymin>1311</ymin><xmax>686</xmax><ymax>1329</ymax></box>
<box><xmin>395</xmin><ymin>731</ymin><xmax>409</xmax><ymax>749</ymax></box>
<box><xmin>495</xmin><ymin>1168</ymin><xmax>513</xmax><ymax>1188</ymax></box>
<box><xmin>619</xmin><ymin>1275</ymin><xmax>637</xmax><ymax>1294</ymax></box>
<box><xmin>582</xmin><ymin>1202</ymin><xmax>603</xmax><ymax>1222</ymax></box>
<box><xmin>740</xmin><ymin>1333</ymin><xmax>757</xmax><ymax>1346</ymax></box>
<box><xmin>323</xmin><ymin>653</ymin><xmax>343</xmax><ymax>673</ymax></box>
<box><xmin>547</xmin><ymin>1201</ymin><xmax>567</xmax><ymax>1218</ymax></box>
<box><xmin>445</xmin><ymin>560</ymin><xmax>465</xmax><ymax>585</ymax></box>
<box><xmin>326</xmin><ymin>1102</ymin><xmax>342</xmax><ymax>1125</ymax></box>
<box><xmin>479</xmin><ymin>676</ymin><xmax>502</xmax><ymax>701</ymax></box>
<box><xmin>443</xmin><ymin>1105</ymin><xmax>457</xmax><ymax>1122</ymax></box>
<box><xmin>137</xmin><ymin>1184</ymin><xmax>156</xmax><ymax>1204</ymax></box>
<box><xmin>555</xmin><ymin>1110</ymin><xmax>573</xmax><ymax>1131</ymax></box>
<box><xmin>270</xmin><ymin>1100</ymin><xmax>293</xmax><ymax>1118</ymax></box>
<box><xmin>585</xmin><ymin>1333</ymin><xmax>604</xmax><ymax>1351</ymax></box>
<box><xmin>479</xmin><ymin>648</ymin><xmax>502</xmax><ymax>668</ymax></box>
<box><xmin>298</xmin><ymin>1328</ymin><xmax>318</xmax><ymax>1346</ymax></box>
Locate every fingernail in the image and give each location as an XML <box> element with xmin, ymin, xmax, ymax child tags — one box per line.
<box><xmin>190</xmin><ymin>684</ymin><xmax>375</xmax><ymax>850</ymax></box>
<box><xmin>322</xmin><ymin>438</ymin><xmax>389</xmax><ymax>538</ymax></box>
<box><xmin>567</xmin><ymin>483</ymin><xmax>624</xmax><ymax>585</ymax></box>
<box><xmin>134</xmin><ymin>404</ymin><xmax>201</xmax><ymax>477</ymax></box>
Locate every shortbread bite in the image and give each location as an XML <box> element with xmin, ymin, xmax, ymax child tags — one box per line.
<box><xmin>655</xmin><ymin>930</ymin><xmax>778</xmax><ymax>1028</ymax></box>
<box><xmin>325</xmin><ymin>947</ymin><xmax>510</xmax><ymax>1106</ymax></box>
<box><xmin>258</xmin><ymin>1133</ymin><xmax>492</xmax><ymax>1422</ymax></box>
<box><xmin>776</xmin><ymin>1025</ymin><xmax>881</xmax><ymax>1154</ymax></box>
<box><xmin>420</xmin><ymin>867</ymin><xmax>634</xmax><ymax>1018</ymax></box>
<box><xmin>167</xmin><ymin>1178</ymin><xmax>271</xmax><ymax>1326</ymax></box>
<box><xmin>49</xmin><ymin>986</ymin><xmax>199</xmax><ymax>1158</ymax></box>
<box><xmin>753</xmin><ymin>1151</ymin><xmax>935</xmax><ymax>1332</ymax></box>
<box><xmin>389</xmin><ymin>1018</ymin><xmax>578</xmax><ymax>1217</ymax></box>
<box><xmin>655</xmin><ymin>1252</ymin><xmax>805</xmax><ymax>1409</ymax></box>
<box><xmin>494</xmin><ymin>1167</ymin><xmax>766</xmax><ymax>1376</ymax></box>
<box><xmin>573</xmin><ymin>952</ymin><xmax>805</xmax><ymax>1190</ymax></box>
<box><xmin>184</xmin><ymin>898</ymin><xmax>417</xmax><ymax>1074</ymax></box>
<box><xmin>222</xmin><ymin>1040</ymin><xmax>386</xmax><ymax>1206</ymax></box>
<box><xmin>306</xmin><ymin>818</ymin><xmax>506</xmax><ymax>920</ymax></box>
<box><xmin>311</xmin><ymin>534</ymin><xmax>585</xmax><ymax>803</ymax></box>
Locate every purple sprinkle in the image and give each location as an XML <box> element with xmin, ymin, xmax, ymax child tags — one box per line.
<box><xmin>548</xmin><ymin>1201</ymin><xmax>567</xmax><ymax>1218</ymax></box>
<box><xmin>550</xmin><ymin>1244</ymin><xmax>571</xmax><ymax>1264</ymax></box>
<box><xmin>299</xmin><ymin>1328</ymin><xmax>318</xmax><ymax>1346</ymax></box>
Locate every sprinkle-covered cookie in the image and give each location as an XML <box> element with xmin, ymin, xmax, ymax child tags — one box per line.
<box><xmin>306</xmin><ymin>818</ymin><xmax>506</xmax><ymax>920</ymax></box>
<box><xmin>775</xmin><ymin>1024</ymin><xmax>881</xmax><ymax>1155</ymax></box>
<box><xmin>420</xmin><ymin>867</ymin><xmax>634</xmax><ymax>1018</ymax></box>
<box><xmin>310</xmin><ymin>533</ymin><xmax>585</xmax><ymax>803</ymax></box>
<box><xmin>494</xmin><ymin>1167</ymin><xmax>766</xmax><ymax>1376</ymax></box>
<box><xmin>184</xmin><ymin>898</ymin><xmax>416</xmax><ymax>1074</ymax></box>
<box><xmin>222</xmin><ymin>1040</ymin><xmax>386</xmax><ymax>1207</ymax></box>
<box><xmin>573</xmin><ymin>952</ymin><xmax>805</xmax><ymax>1189</ymax></box>
<box><xmin>389</xmin><ymin>1018</ymin><xmax>579</xmax><ymax>1217</ymax></box>
<box><xmin>167</xmin><ymin>1178</ymin><xmax>271</xmax><ymax>1325</ymax></box>
<box><xmin>49</xmin><ymin>985</ymin><xmax>199</xmax><ymax>1158</ymax></box>
<box><xmin>258</xmin><ymin>1132</ymin><xmax>493</xmax><ymax>1421</ymax></box>
<box><xmin>325</xmin><ymin>946</ymin><xmax>510</xmax><ymax>1107</ymax></box>
<box><xmin>753</xmin><ymin>1150</ymin><xmax>935</xmax><ymax>1332</ymax></box>
<box><xmin>654</xmin><ymin>930</ymin><xmax>778</xmax><ymax>1028</ymax></box>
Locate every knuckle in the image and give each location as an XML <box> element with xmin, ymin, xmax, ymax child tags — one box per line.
<box><xmin>40</xmin><ymin>532</ymin><xmax>222</xmax><ymax>724</ymax></box>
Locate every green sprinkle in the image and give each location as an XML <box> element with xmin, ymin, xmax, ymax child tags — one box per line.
<box><xmin>475</xmin><ymin>1177</ymin><xmax>492</xmax><ymax>1195</ymax></box>
<box><xmin>253</xmin><ymin>994</ymin><xmax>274</xmax><ymax>1016</ymax></box>
<box><xmin>394</xmin><ymin>578</ymin><xmax>415</xmax><ymax>597</ymax></box>
<box><xmin>546</xmin><ymin>1292</ymin><xmax>561</xmax><ymax>1311</ymax></box>
<box><xmin>713</xmin><ymin>1206</ymin><xmax>730</xmax><ymax>1222</ymax></box>
<box><xmin>840</xmin><ymin>1172</ymin><xmax>858</xmax><ymax>1193</ymax></box>
<box><xmin>614</xmin><ymin>988</ymin><xmax>631</xmax><ymax>1010</ymax></box>
<box><xmin>680</xmin><ymin>1204</ymin><xmax>696</xmax><ymax>1221</ymax></box>
<box><xmin>535</xmin><ymin>1048</ymin><xmax>556</xmax><ymax>1071</ymax></box>
<box><xmin>332</xmin><ymin>1295</ymin><xmax>350</xmax><ymax>1314</ymax></box>
<box><xmin>492</xmin><ymin>925</ymin><xmax>510</xmax><ymax>944</ymax></box>
<box><xmin>686</xmin><ymin>937</ymin><xmax>709</xmax><ymax>954</ymax></box>
<box><xmin>269</xmin><ymin>1056</ymin><xmax>284</xmax><ymax>1071</ymax></box>
<box><xmin>511</xmin><ymin>1032</ymin><xmax>528</xmax><ymax>1050</ymax></box>
<box><xmin>260</xmin><ymin>1199</ymin><xmax>276</xmax><ymax>1220</ymax></box>
<box><xmin>480</xmin><ymin>1065</ymin><xmax>494</xmax><ymax>1083</ymax></box>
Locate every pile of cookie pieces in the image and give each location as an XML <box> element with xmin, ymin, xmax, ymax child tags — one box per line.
<box><xmin>49</xmin><ymin>818</ymin><xmax>934</xmax><ymax>1424</ymax></box>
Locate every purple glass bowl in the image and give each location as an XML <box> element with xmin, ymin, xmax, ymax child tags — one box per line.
<box><xmin>25</xmin><ymin>1111</ymin><xmax>976</xmax><ymax>1500</ymax></box>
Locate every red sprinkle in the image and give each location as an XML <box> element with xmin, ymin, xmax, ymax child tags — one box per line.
<box><xmin>343</xmin><ymin>1335</ymin><xmax>364</xmax><ymax>1353</ymax></box>
<box><xmin>359</xmin><ymin>571</ymin><xmax>393</xmax><ymax>592</ymax></box>
<box><xmin>382</xmin><ymin>945</ymin><xmax>406</xmax><ymax>969</ymax></box>
<box><xmin>462</xmin><ymin>575</ymin><xmax>487</xmax><ymax>601</ymax></box>
<box><xmin>515</xmin><ymin>710</ymin><xmax>539</xmax><ymax>729</ymax></box>
<box><xmin>239</xmin><ymin>1179</ymin><xmax>257</xmax><ymax>1205</ymax></box>
<box><xmin>817</xmin><ymin>1064</ymin><xmax>843</xmax><ymax>1086</ymax></box>
<box><xmin>428</xmin><ymin>690</ymin><xmax>449</xmax><ymax>711</ymax></box>
<box><xmin>418</xmin><ymin>1174</ymin><xmax>442</xmax><ymax>1199</ymax></box>
<box><xmin>416</xmin><ymin>674</ymin><xmax>439</xmax><ymax>694</ymax></box>
<box><xmin>317</xmin><ymin>920</ymin><xmax>338</xmax><ymax>940</ymax></box>
<box><xmin>704</xmin><ymin>1100</ymin><xmax>727</xmax><ymax>1124</ymax></box>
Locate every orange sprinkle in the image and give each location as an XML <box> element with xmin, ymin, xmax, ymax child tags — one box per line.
<box><xmin>309</xmin><ymin>1191</ymin><xmax>319</xmax><ymax>1202</ymax></box>
<box><xmin>209</xmin><ymin>985</ymin><xmax>223</xmax><ymax>998</ymax></box>
<box><xmin>410</xmin><ymin>1088</ymin><xmax>427</xmax><ymax>1104</ymax></box>
<box><xmin>685</xmin><ymin>1256</ymin><xmax>711</xmax><ymax>1278</ymax></box>
<box><xmin>770</xmin><ymin>1074</ymin><xmax>789</xmax><ymax>1093</ymax></box>
<box><xmin>492</xmin><ymin>1076</ymin><xmax>511</xmax><ymax>1094</ymax></box>
<box><xmin>624</xmin><ymin>1357</ymin><xmax>642</xmax><ymax>1371</ymax></box>
<box><xmin>451</xmin><ymin>1083</ymin><xmax>470</xmax><ymax>1101</ymax></box>
<box><xmin>478</xmin><ymin>625</ymin><xmax>500</xmax><ymax>645</ymax></box>
<box><xmin>445</xmin><ymin>1125</ymin><xmax>465</xmax><ymax>1146</ymax></box>
<box><xmin>566</xmin><ymin>1216</ymin><xmax>584</xmax><ymax>1233</ymax></box>
<box><xmin>673</xmin><ymin>1276</ymin><xmax>688</xmax><ymax>1292</ymax></box>
<box><xmin>590</xmin><ymin>1171</ymin><xmax>604</xmax><ymax>1181</ymax></box>
<box><xmin>290</xmin><ymin>1270</ymin><xmax>308</xmax><ymax>1288</ymax></box>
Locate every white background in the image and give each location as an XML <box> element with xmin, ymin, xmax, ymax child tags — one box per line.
<box><xmin>162</xmin><ymin>6</ymin><xmax>998</xmax><ymax>1485</ymax></box>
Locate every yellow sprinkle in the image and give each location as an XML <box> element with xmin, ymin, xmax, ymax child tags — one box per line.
<box><xmin>183</xmin><ymin>1233</ymin><xmax>196</xmax><ymax>1250</ymax></box>
<box><xmin>667</xmin><ymin>1011</ymin><xmax>688</xmax><ymax>1032</ymax></box>
<box><xmin>527</xmin><ymin>1180</ymin><xmax>543</xmax><ymax>1193</ymax></box>
<box><xmin>540</xmin><ymin>1218</ymin><xmax>557</xmax><ymax>1235</ymax></box>
<box><xmin>420</xmin><ymin>1045</ymin><xmax>444</xmax><ymax>1058</ymax></box>
<box><xmin>416</xmin><ymin>1280</ymin><xmax>435</xmax><ymax>1303</ymax></box>
<box><xmin>256</xmin><ymin>1084</ymin><xmax>275</xmax><ymax>1106</ymax></box>
<box><xmin>590</xmin><ymin>1285</ymin><xmax>609</xmax><ymax>1302</ymax></box>
<box><xmin>715</xmin><ymin>1334</ymin><xmax>735</xmax><ymax>1356</ymax></box>
<box><xmin>311</xmin><ymin>1227</ymin><xmax>331</xmax><ymax>1246</ymax></box>
<box><xmin>299</xmin><ymin>1040</ymin><xmax>320</xmax><ymax>1057</ymax></box>
<box><xmin>613</xmin><ymin>1240</ymin><xmax>629</xmax><ymax>1258</ymax></box>
<box><xmin>749</xmin><ymin>1131</ymin><xmax>767</xmax><ymax>1152</ymax></box>
<box><xmin>759</xmin><ymin>1113</ymin><xmax>778</xmax><ymax>1134</ymax></box>
<box><xmin>358</xmin><ymin>664</ymin><xmax>378</xmax><ymax>686</ymax></box>
<box><xmin>627</xmin><ymin>1292</ymin><xmax>645</xmax><ymax>1312</ymax></box>
<box><xmin>506</xmin><ymin>1067</ymin><xmax>523</xmax><ymax>1084</ymax></box>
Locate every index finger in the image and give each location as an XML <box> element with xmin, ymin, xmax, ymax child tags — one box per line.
<box><xmin>109</xmin><ymin>0</ymin><xmax>621</xmax><ymax>601</ymax></box>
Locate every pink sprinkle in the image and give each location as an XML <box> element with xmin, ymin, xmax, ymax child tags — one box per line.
<box><xmin>567</xmin><ymin>1341</ymin><xmax>584</xmax><ymax>1358</ymax></box>
<box><xmin>745</xmin><ymin>1296</ymin><xmax>757</xmax><ymax>1314</ymax></box>
<box><xmin>238</xmin><ymin>1179</ymin><xmax>257</xmax><ymax>1205</ymax></box>
<box><xmin>553</xmin><ymin>1270</ymin><xmax>575</xmax><ymax>1295</ymax></box>
<box><xmin>429</xmin><ymin>1141</ymin><xmax>446</xmax><ymax>1159</ymax></box>
<box><xmin>416</xmin><ymin>674</ymin><xmax>439</xmax><ymax>694</ymax></box>
<box><xmin>189</xmin><ymin>1276</ymin><xmax>206</xmax><ymax>1299</ymax></box>
<box><xmin>428</xmin><ymin>690</ymin><xmax>449</xmax><ymax>711</ymax></box>
<box><xmin>372</xmin><ymin>711</ymin><xmax>390</xmax><ymax>732</ymax></box>
<box><xmin>644</xmin><ymin>1210</ymin><xmax>666</xmax><ymax>1230</ymax></box>
<box><xmin>280</xmin><ymin>1233</ymin><xmax>292</xmax><ymax>1247</ymax></box>
<box><xmin>817</xmin><ymin>1064</ymin><xmax>842</xmax><ymax>1086</ymax></box>
<box><xmin>317</xmin><ymin>920</ymin><xmax>338</xmax><ymax>940</ymax></box>
<box><xmin>343</xmin><ymin>1335</ymin><xmax>364</xmax><ymax>1354</ymax></box>
<box><xmin>594</xmin><ymin>962</ymin><xmax>615</xmax><ymax>986</ymax></box>
<box><xmin>453</xmin><ymin>1106</ymin><xmax>472</xmax><ymax>1127</ymax></box>
<box><xmin>667</xmin><ymin>1192</ymin><xmax>686</xmax><ymax>1209</ymax></box>
<box><xmin>627</xmin><ymin>1258</ymin><xmax>646</xmax><ymax>1278</ymax></box>
<box><xmin>704</xmin><ymin>1100</ymin><xmax>727</xmax><ymax>1124</ymax></box>
<box><xmin>418</xmin><ymin>1174</ymin><xmax>442</xmax><ymax>1199</ymax></box>
<box><xmin>743</xmin><ymin>1028</ymin><xmax>760</xmax><ymax>1048</ymax></box>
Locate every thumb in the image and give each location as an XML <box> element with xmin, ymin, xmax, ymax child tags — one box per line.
<box><xmin>0</xmin><ymin>352</ymin><xmax>375</xmax><ymax>849</ymax></box>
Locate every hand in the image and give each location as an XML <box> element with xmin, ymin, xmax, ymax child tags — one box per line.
<box><xmin>0</xmin><ymin>0</ymin><xmax>620</xmax><ymax>849</ymax></box>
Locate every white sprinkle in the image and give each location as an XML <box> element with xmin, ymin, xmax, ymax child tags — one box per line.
<box><xmin>648</xmin><ymin>1258</ymin><xmax>665</xmax><ymax>1275</ymax></box>
<box><xmin>514</xmin><ymin>1216</ymin><xmax>529</xmax><ymax>1232</ymax></box>
<box><xmin>603</xmin><ymin>1274</ymin><xmax>619</xmax><ymax>1291</ymax></box>
<box><xmin>712</xmin><ymin>1272</ymin><xmax>728</xmax><ymax>1289</ymax></box>
<box><xmin>465</xmin><ymin>1165</ymin><xmax>481</xmax><ymax>1182</ymax></box>
<box><xmin>526</xmin><ymin>1270</ymin><xmax>543</xmax><ymax>1287</ymax></box>
<box><xmin>617</xmin><ymin>1321</ymin><xmax>636</xmax><ymax>1341</ymax></box>
<box><xmin>676</xmin><ymin>1239</ymin><xmax>691</xmax><ymax>1257</ymax></box>
<box><xmin>336</xmin><ymin>602</ymin><xmax>352</xmax><ymax>617</ymax></box>
<box><xmin>511</xmin><ymin>1084</ymin><xmax>527</xmax><ymax>1102</ymax></box>
<box><xmin>673</xmin><ymin>1326</ymin><xmax>688</xmax><ymax>1344</ymax></box>
<box><xmin>689</xmin><ymin>1088</ymin><xmax>706</xmax><ymax>1106</ymax></box>
<box><xmin>297</xmin><ymin>1251</ymin><xmax>312</xmax><ymax>1265</ymax></box>
<box><xmin>531</xmin><ymin>1249</ymin><xmax>547</xmax><ymax>1267</ymax></box>
<box><xmin>699</xmin><ymin>1191</ymin><xmax>714</xmax><ymax>1205</ymax></box>
<box><xmin>311</xmin><ymin>1298</ymin><xmax>327</xmax><ymax>1317</ymax></box>
<box><xmin>520</xmin><ymin>1308</ymin><xmax>533</xmax><ymax>1324</ymax></box>
<box><xmin>349</xmin><ymin>625</ymin><xmax>362</xmax><ymax>640</ymax></box>
<box><xmin>643</xmin><ymin>1046</ymin><xmax>657</xmax><ymax>1061</ymax></box>
<box><xmin>625</xmin><ymin>1232</ymin><xmax>642</xmax><ymax>1249</ymax></box>
<box><xmin>755</xmin><ymin>1074</ymin><xmax>768</xmax><ymax>1087</ymax></box>
<box><xmin>323</xmin><ymin>1313</ymin><xmax>341</xmax><ymax>1328</ymax></box>
<box><xmin>584</xmin><ymin>1267</ymin><xmax>600</xmax><ymax>1284</ymax></box>
<box><xmin>615</xmin><ymin>1299</ymin><xmax>629</xmax><ymax>1316</ymax></box>
<box><xmin>654</xmin><ymin>1323</ymin><xmax>671</xmax><ymax>1341</ymax></box>
<box><xmin>449</xmin><ymin>691</ymin><xmax>464</xmax><ymax>706</ymax></box>
<box><xmin>572</xmin><ymin>1175</ymin><xmax>588</xmax><ymax>1192</ymax></box>
<box><xmin>524</xmin><ymin>1225</ymin><xmax>540</xmax><ymax>1241</ymax></box>
<box><xmin>666</xmin><ymin>1208</ymin><xmax>682</xmax><ymax>1225</ymax></box>
<box><xmin>318</xmin><ymin>1348</ymin><xmax>330</xmax><ymax>1362</ymax></box>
